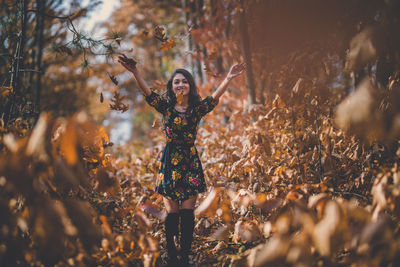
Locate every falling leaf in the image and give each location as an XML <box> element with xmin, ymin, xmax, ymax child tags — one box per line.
<box><xmin>152</xmin><ymin>118</ymin><xmax>160</xmax><ymax>128</ymax></box>
<box><xmin>176</xmin><ymin>92</ymin><xmax>184</xmax><ymax>105</ymax></box>
<box><xmin>154</xmin><ymin>25</ymin><xmax>168</xmax><ymax>42</ymax></box>
<box><xmin>109</xmin><ymin>91</ymin><xmax>129</xmax><ymax>113</ymax></box>
<box><xmin>160</xmin><ymin>39</ymin><xmax>176</xmax><ymax>51</ymax></box>
<box><xmin>107</xmin><ymin>73</ymin><xmax>119</xmax><ymax>85</ymax></box>
<box><xmin>141</xmin><ymin>30</ymin><xmax>149</xmax><ymax>36</ymax></box>
<box><xmin>100</xmin><ymin>92</ymin><xmax>104</xmax><ymax>103</ymax></box>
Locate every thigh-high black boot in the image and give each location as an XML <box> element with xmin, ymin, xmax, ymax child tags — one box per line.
<box><xmin>179</xmin><ymin>209</ymin><xmax>195</xmax><ymax>266</ymax></box>
<box><xmin>165</xmin><ymin>212</ymin><xmax>179</xmax><ymax>266</ymax></box>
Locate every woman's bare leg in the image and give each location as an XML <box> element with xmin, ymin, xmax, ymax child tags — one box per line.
<box><xmin>163</xmin><ymin>197</ymin><xmax>179</xmax><ymax>213</ymax></box>
<box><xmin>181</xmin><ymin>195</ymin><xmax>197</xmax><ymax>209</ymax></box>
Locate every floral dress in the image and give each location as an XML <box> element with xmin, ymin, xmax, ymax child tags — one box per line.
<box><xmin>145</xmin><ymin>90</ymin><xmax>219</xmax><ymax>201</ymax></box>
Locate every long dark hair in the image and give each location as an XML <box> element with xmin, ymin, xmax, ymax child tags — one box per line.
<box><xmin>164</xmin><ymin>69</ymin><xmax>201</xmax><ymax>110</ymax></box>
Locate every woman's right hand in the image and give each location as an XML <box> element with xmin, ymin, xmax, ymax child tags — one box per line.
<box><xmin>118</xmin><ymin>54</ymin><xmax>137</xmax><ymax>72</ymax></box>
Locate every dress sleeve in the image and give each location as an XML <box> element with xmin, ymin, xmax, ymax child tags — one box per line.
<box><xmin>193</xmin><ymin>96</ymin><xmax>219</xmax><ymax>119</ymax></box>
<box><xmin>144</xmin><ymin>90</ymin><xmax>168</xmax><ymax>114</ymax></box>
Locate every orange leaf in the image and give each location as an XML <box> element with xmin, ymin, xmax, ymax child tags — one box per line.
<box><xmin>99</xmin><ymin>215</ymin><xmax>112</xmax><ymax>235</ymax></box>
<box><xmin>286</xmin><ymin>191</ymin><xmax>302</xmax><ymax>201</ymax></box>
<box><xmin>160</xmin><ymin>39</ymin><xmax>176</xmax><ymax>51</ymax></box>
<box><xmin>60</xmin><ymin>124</ymin><xmax>77</xmax><ymax>165</ymax></box>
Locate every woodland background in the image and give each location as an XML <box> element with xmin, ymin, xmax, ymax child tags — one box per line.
<box><xmin>1</xmin><ymin>0</ymin><xmax>400</xmax><ymax>266</ymax></box>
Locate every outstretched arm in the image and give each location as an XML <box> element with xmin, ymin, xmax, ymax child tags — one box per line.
<box><xmin>212</xmin><ymin>63</ymin><xmax>246</xmax><ymax>101</ymax></box>
<box><xmin>118</xmin><ymin>54</ymin><xmax>152</xmax><ymax>97</ymax></box>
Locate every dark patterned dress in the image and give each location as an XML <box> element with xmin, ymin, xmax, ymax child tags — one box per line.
<box><xmin>145</xmin><ymin>90</ymin><xmax>219</xmax><ymax>201</ymax></box>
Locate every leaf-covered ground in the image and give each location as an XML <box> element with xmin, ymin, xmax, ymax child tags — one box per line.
<box><xmin>1</xmin><ymin>81</ymin><xmax>400</xmax><ymax>266</ymax></box>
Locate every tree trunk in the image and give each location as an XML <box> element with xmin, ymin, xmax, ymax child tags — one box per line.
<box><xmin>33</xmin><ymin>0</ymin><xmax>45</xmax><ymax>121</ymax></box>
<box><xmin>238</xmin><ymin>0</ymin><xmax>257</xmax><ymax>105</ymax></box>
<box><xmin>3</xmin><ymin>0</ymin><xmax>27</xmax><ymax>125</ymax></box>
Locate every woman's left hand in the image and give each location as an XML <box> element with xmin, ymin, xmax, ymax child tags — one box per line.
<box><xmin>227</xmin><ymin>63</ymin><xmax>246</xmax><ymax>81</ymax></box>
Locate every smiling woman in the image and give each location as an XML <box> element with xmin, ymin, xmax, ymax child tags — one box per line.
<box><xmin>118</xmin><ymin>53</ymin><xmax>245</xmax><ymax>265</ymax></box>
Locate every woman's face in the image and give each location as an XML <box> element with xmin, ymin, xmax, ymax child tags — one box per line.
<box><xmin>172</xmin><ymin>73</ymin><xmax>190</xmax><ymax>97</ymax></box>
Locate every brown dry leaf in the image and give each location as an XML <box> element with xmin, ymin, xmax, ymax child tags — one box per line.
<box><xmin>99</xmin><ymin>215</ymin><xmax>112</xmax><ymax>235</ymax></box>
<box><xmin>211</xmin><ymin>241</ymin><xmax>227</xmax><ymax>254</ymax></box>
<box><xmin>209</xmin><ymin>225</ymin><xmax>230</xmax><ymax>241</ymax></box>
<box><xmin>139</xmin><ymin>203</ymin><xmax>166</xmax><ymax>221</ymax></box>
<box><xmin>154</xmin><ymin>25</ymin><xmax>168</xmax><ymax>42</ymax></box>
<box><xmin>109</xmin><ymin>91</ymin><xmax>129</xmax><ymax>113</ymax></box>
<box><xmin>152</xmin><ymin>118</ymin><xmax>160</xmax><ymax>128</ymax></box>
<box><xmin>26</xmin><ymin>113</ymin><xmax>49</xmax><ymax>162</ymax></box>
<box><xmin>134</xmin><ymin>211</ymin><xmax>152</xmax><ymax>229</ymax></box>
<box><xmin>255</xmin><ymin>196</ymin><xmax>283</xmax><ymax>213</ymax></box>
<box><xmin>32</xmin><ymin>200</ymin><xmax>66</xmax><ymax>265</ymax></box>
<box><xmin>252</xmin><ymin>237</ymin><xmax>290</xmax><ymax>266</ymax></box>
<box><xmin>335</xmin><ymin>78</ymin><xmax>382</xmax><ymax>141</ymax></box>
<box><xmin>312</xmin><ymin>200</ymin><xmax>342</xmax><ymax>256</ymax></box>
<box><xmin>53</xmin><ymin>157</ymin><xmax>80</xmax><ymax>189</ymax></box>
<box><xmin>292</xmin><ymin>78</ymin><xmax>304</xmax><ymax>94</ymax></box>
<box><xmin>229</xmin><ymin>189</ymin><xmax>253</xmax><ymax>209</ymax></box>
<box><xmin>107</xmin><ymin>73</ymin><xmax>119</xmax><ymax>85</ymax></box>
<box><xmin>160</xmin><ymin>39</ymin><xmax>176</xmax><ymax>51</ymax></box>
<box><xmin>63</xmin><ymin>199</ymin><xmax>102</xmax><ymax>252</ymax></box>
<box><xmin>176</xmin><ymin>92</ymin><xmax>184</xmax><ymax>105</ymax></box>
<box><xmin>0</xmin><ymin>85</ymin><xmax>13</xmax><ymax>98</ymax></box>
<box><xmin>286</xmin><ymin>191</ymin><xmax>302</xmax><ymax>201</ymax></box>
<box><xmin>233</xmin><ymin>220</ymin><xmax>261</xmax><ymax>243</ymax></box>
<box><xmin>138</xmin><ymin>234</ymin><xmax>158</xmax><ymax>253</ymax></box>
<box><xmin>195</xmin><ymin>188</ymin><xmax>220</xmax><ymax>217</ymax></box>
<box><xmin>95</xmin><ymin>167</ymin><xmax>120</xmax><ymax>194</ymax></box>
<box><xmin>345</xmin><ymin>27</ymin><xmax>377</xmax><ymax>71</ymax></box>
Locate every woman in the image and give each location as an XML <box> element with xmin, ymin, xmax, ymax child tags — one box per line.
<box><xmin>118</xmin><ymin>54</ymin><xmax>245</xmax><ymax>266</ymax></box>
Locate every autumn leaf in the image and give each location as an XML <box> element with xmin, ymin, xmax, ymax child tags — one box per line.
<box><xmin>160</xmin><ymin>39</ymin><xmax>176</xmax><ymax>51</ymax></box>
<box><xmin>176</xmin><ymin>92</ymin><xmax>184</xmax><ymax>105</ymax></box>
<box><xmin>100</xmin><ymin>92</ymin><xmax>104</xmax><ymax>103</ymax></box>
<box><xmin>152</xmin><ymin>118</ymin><xmax>160</xmax><ymax>128</ymax></box>
<box><xmin>109</xmin><ymin>91</ymin><xmax>129</xmax><ymax>113</ymax></box>
<box><xmin>0</xmin><ymin>86</ymin><xmax>13</xmax><ymax>98</ymax></box>
<box><xmin>154</xmin><ymin>25</ymin><xmax>168</xmax><ymax>42</ymax></box>
<box><xmin>195</xmin><ymin>188</ymin><xmax>220</xmax><ymax>217</ymax></box>
<box><xmin>60</xmin><ymin>123</ymin><xmax>77</xmax><ymax>165</ymax></box>
<box><xmin>107</xmin><ymin>73</ymin><xmax>119</xmax><ymax>85</ymax></box>
<box><xmin>139</xmin><ymin>203</ymin><xmax>166</xmax><ymax>221</ymax></box>
<box><xmin>99</xmin><ymin>215</ymin><xmax>112</xmax><ymax>235</ymax></box>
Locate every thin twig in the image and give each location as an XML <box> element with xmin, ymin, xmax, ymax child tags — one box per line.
<box><xmin>8</xmin><ymin>69</ymin><xmax>42</xmax><ymax>73</ymax></box>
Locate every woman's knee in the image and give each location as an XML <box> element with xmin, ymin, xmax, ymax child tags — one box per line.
<box><xmin>181</xmin><ymin>195</ymin><xmax>197</xmax><ymax>210</ymax></box>
<box><xmin>163</xmin><ymin>197</ymin><xmax>179</xmax><ymax>213</ymax></box>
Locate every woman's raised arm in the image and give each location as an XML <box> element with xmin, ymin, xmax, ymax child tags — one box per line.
<box><xmin>118</xmin><ymin>54</ymin><xmax>152</xmax><ymax>97</ymax></box>
<box><xmin>212</xmin><ymin>63</ymin><xmax>246</xmax><ymax>101</ymax></box>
